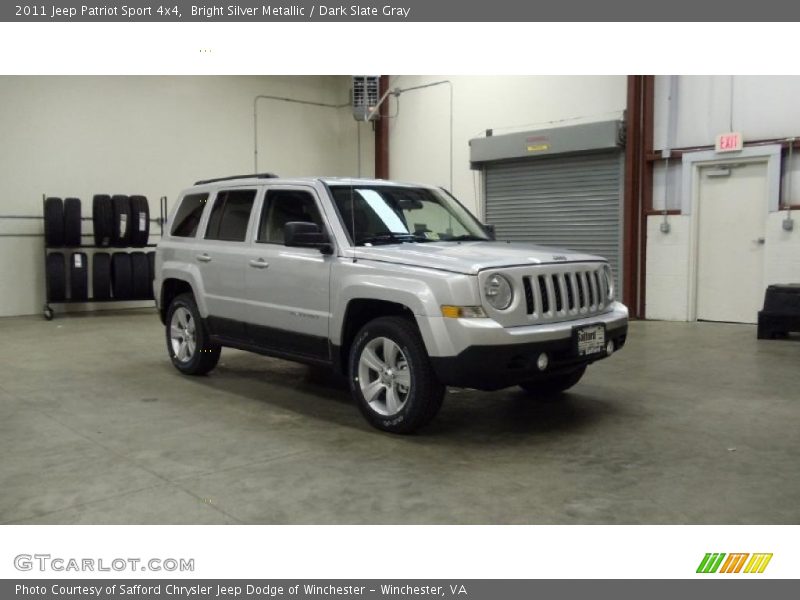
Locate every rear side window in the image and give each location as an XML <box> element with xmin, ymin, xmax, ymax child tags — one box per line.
<box><xmin>170</xmin><ymin>193</ymin><xmax>208</xmax><ymax>237</ymax></box>
<box><xmin>205</xmin><ymin>189</ymin><xmax>257</xmax><ymax>242</ymax></box>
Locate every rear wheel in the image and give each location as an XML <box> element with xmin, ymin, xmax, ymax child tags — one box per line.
<box><xmin>518</xmin><ymin>366</ymin><xmax>586</xmax><ymax>399</ymax></box>
<box><xmin>349</xmin><ymin>316</ymin><xmax>444</xmax><ymax>434</ymax></box>
<box><xmin>165</xmin><ymin>293</ymin><xmax>220</xmax><ymax>375</ymax></box>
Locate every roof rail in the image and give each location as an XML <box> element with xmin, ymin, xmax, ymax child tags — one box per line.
<box><xmin>194</xmin><ymin>173</ymin><xmax>279</xmax><ymax>185</ymax></box>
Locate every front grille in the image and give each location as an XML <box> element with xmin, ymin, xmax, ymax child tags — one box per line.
<box><xmin>522</xmin><ymin>265</ymin><xmax>610</xmax><ymax>322</ymax></box>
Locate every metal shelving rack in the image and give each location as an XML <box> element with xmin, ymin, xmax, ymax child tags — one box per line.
<box><xmin>41</xmin><ymin>195</ymin><xmax>168</xmax><ymax>320</ymax></box>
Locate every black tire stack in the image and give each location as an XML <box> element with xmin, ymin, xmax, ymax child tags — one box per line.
<box><xmin>100</xmin><ymin>194</ymin><xmax>153</xmax><ymax>300</ymax></box>
<box><xmin>45</xmin><ymin>197</ymin><xmax>83</xmax><ymax>304</ymax></box>
<box><xmin>45</xmin><ymin>194</ymin><xmax>154</xmax><ymax>312</ymax></box>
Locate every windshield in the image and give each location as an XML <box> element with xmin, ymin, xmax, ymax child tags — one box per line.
<box><xmin>330</xmin><ymin>185</ymin><xmax>490</xmax><ymax>246</ymax></box>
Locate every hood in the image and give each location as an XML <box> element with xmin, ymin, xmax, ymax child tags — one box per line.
<box><xmin>352</xmin><ymin>241</ymin><xmax>606</xmax><ymax>275</ymax></box>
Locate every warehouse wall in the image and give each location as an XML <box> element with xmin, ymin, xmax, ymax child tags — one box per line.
<box><xmin>0</xmin><ymin>76</ymin><xmax>372</xmax><ymax>317</ymax></box>
<box><xmin>386</xmin><ymin>76</ymin><xmax>627</xmax><ymax>215</ymax></box>
<box><xmin>653</xmin><ymin>76</ymin><xmax>800</xmax><ymax>150</ymax></box>
<box><xmin>647</xmin><ymin>76</ymin><xmax>800</xmax><ymax>321</ymax></box>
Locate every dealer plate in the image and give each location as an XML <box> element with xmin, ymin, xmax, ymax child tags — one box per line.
<box><xmin>574</xmin><ymin>324</ymin><xmax>606</xmax><ymax>357</ymax></box>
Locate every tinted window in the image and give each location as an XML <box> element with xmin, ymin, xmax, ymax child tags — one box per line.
<box><xmin>257</xmin><ymin>190</ymin><xmax>323</xmax><ymax>244</ymax></box>
<box><xmin>205</xmin><ymin>189</ymin><xmax>257</xmax><ymax>242</ymax></box>
<box><xmin>170</xmin><ymin>193</ymin><xmax>208</xmax><ymax>237</ymax></box>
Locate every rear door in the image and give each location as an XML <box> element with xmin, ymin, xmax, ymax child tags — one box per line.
<box><xmin>243</xmin><ymin>185</ymin><xmax>333</xmax><ymax>360</ymax></box>
<box><xmin>198</xmin><ymin>187</ymin><xmax>259</xmax><ymax>339</ymax></box>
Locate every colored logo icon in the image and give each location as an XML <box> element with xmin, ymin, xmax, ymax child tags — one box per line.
<box><xmin>697</xmin><ymin>553</ymin><xmax>773</xmax><ymax>574</ymax></box>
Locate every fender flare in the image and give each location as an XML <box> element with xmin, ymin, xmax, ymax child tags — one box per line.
<box><xmin>333</xmin><ymin>275</ymin><xmax>443</xmax><ymax>354</ymax></box>
<box><xmin>159</xmin><ymin>261</ymin><xmax>209</xmax><ymax>317</ymax></box>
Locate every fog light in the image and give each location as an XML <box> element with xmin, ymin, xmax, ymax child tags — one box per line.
<box><xmin>606</xmin><ymin>340</ymin><xmax>615</xmax><ymax>356</ymax></box>
<box><xmin>536</xmin><ymin>352</ymin><xmax>549</xmax><ymax>371</ymax></box>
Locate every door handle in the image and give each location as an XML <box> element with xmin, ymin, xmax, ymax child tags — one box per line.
<box><xmin>753</xmin><ymin>237</ymin><xmax>766</xmax><ymax>245</ymax></box>
<box><xmin>249</xmin><ymin>258</ymin><xmax>269</xmax><ymax>269</ymax></box>
<box><xmin>196</xmin><ymin>253</ymin><xmax>212</xmax><ymax>263</ymax></box>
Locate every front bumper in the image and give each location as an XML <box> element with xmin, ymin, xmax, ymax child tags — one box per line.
<box><xmin>422</xmin><ymin>302</ymin><xmax>628</xmax><ymax>390</ymax></box>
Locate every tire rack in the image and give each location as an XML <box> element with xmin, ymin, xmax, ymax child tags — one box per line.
<box><xmin>40</xmin><ymin>195</ymin><xmax>168</xmax><ymax>320</ymax></box>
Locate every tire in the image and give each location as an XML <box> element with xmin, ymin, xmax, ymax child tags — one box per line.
<box><xmin>69</xmin><ymin>252</ymin><xmax>88</xmax><ymax>301</ymax></box>
<box><xmin>518</xmin><ymin>366</ymin><xmax>587</xmax><ymax>399</ymax></box>
<box><xmin>44</xmin><ymin>197</ymin><xmax>64</xmax><ymax>247</ymax></box>
<box><xmin>146</xmin><ymin>251</ymin><xmax>156</xmax><ymax>299</ymax></box>
<box><xmin>46</xmin><ymin>252</ymin><xmax>66</xmax><ymax>302</ymax></box>
<box><xmin>348</xmin><ymin>316</ymin><xmax>445</xmax><ymax>434</ymax></box>
<box><xmin>63</xmin><ymin>197</ymin><xmax>82</xmax><ymax>247</ymax></box>
<box><xmin>92</xmin><ymin>252</ymin><xmax>111</xmax><ymax>300</ymax></box>
<box><xmin>111</xmin><ymin>252</ymin><xmax>133</xmax><ymax>299</ymax></box>
<box><xmin>165</xmin><ymin>292</ymin><xmax>221</xmax><ymax>375</ymax></box>
<box><xmin>129</xmin><ymin>195</ymin><xmax>150</xmax><ymax>247</ymax></box>
<box><xmin>111</xmin><ymin>195</ymin><xmax>131</xmax><ymax>247</ymax></box>
<box><xmin>130</xmin><ymin>251</ymin><xmax>150</xmax><ymax>299</ymax></box>
<box><xmin>92</xmin><ymin>194</ymin><xmax>113</xmax><ymax>247</ymax></box>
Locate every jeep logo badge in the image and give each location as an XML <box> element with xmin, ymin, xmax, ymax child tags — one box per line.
<box><xmin>552</xmin><ymin>255</ymin><xmax>567</xmax><ymax>261</ymax></box>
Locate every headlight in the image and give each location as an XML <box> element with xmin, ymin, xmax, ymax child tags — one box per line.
<box><xmin>484</xmin><ymin>273</ymin><xmax>514</xmax><ymax>310</ymax></box>
<box><xmin>603</xmin><ymin>264</ymin><xmax>614</xmax><ymax>300</ymax></box>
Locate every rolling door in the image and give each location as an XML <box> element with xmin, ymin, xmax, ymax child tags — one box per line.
<box><xmin>484</xmin><ymin>151</ymin><xmax>623</xmax><ymax>295</ymax></box>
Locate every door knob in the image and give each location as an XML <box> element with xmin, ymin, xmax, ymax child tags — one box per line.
<box><xmin>196</xmin><ymin>253</ymin><xmax>212</xmax><ymax>262</ymax></box>
<box><xmin>753</xmin><ymin>237</ymin><xmax>765</xmax><ymax>245</ymax></box>
<box><xmin>249</xmin><ymin>258</ymin><xmax>269</xmax><ymax>269</ymax></box>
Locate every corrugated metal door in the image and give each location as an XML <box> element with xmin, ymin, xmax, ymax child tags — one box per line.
<box><xmin>484</xmin><ymin>150</ymin><xmax>623</xmax><ymax>294</ymax></box>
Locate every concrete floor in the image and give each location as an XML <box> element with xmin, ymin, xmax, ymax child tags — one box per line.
<box><xmin>0</xmin><ymin>309</ymin><xmax>798</xmax><ymax>524</ymax></box>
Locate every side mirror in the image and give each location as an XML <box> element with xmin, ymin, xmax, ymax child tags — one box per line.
<box><xmin>483</xmin><ymin>223</ymin><xmax>496</xmax><ymax>240</ymax></box>
<box><xmin>284</xmin><ymin>222</ymin><xmax>333</xmax><ymax>254</ymax></box>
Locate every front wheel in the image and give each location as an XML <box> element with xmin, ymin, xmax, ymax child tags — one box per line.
<box><xmin>165</xmin><ymin>293</ymin><xmax>221</xmax><ymax>375</ymax></box>
<box><xmin>518</xmin><ymin>366</ymin><xmax>586</xmax><ymax>399</ymax></box>
<box><xmin>349</xmin><ymin>316</ymin><xmax>445</xmax><ymax>434</ymax></box>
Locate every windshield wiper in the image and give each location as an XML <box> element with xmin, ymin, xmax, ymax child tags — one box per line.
<box><xmin>356</xmin><ymin>232</ymin><xmax>432</xmax><ymax>246</ymax></box>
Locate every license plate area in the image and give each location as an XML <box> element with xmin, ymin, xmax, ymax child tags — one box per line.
<box><xmin>573</xmin><ymin>323</ymin><xmax>606</xmax><ymax>357</ymax></box>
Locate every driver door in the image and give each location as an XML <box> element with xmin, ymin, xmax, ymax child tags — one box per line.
<box><xmin>243</xmin><ymin>186</ymin><xmax>333</xmax><ymax>361</ymax></box>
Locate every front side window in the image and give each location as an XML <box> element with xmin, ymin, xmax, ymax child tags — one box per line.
<box><xmin>205</xmin><ymin>189</ymin><xmax>257</xmax><ymax>242</ymax></box>
<box><xmin>170</xmin><ymin>193</ymin><xmax>208</xmax><ymax>237</ymax></box>
<box><xmin>330</xmin><ymin>185</ymin><xmax>488</xmax><ymax>246</ymax></box>
<box><xmin>257</xmin><ymin>189</ymin><xmax>324</xmax><ymax>244</ymax></box>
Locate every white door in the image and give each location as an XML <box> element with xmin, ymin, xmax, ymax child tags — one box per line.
<box><xmin>696</xmin><ymin>161</ymin><xmax>767</xmax><ymax>323</ymax></box>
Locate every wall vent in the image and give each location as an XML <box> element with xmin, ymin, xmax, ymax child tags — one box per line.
<box><xmin>352</xmin><ymin>76</ymin><xmax>380</xmax><ymax>121</ymax></box>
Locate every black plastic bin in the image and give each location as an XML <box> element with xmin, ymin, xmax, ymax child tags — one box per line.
<box><xmin>757</xmin><ymin>284</ymin><xmax>800</xmax><ymax>339</ymax></box>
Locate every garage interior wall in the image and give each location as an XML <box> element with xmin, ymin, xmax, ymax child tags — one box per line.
<box><xmin>0</xmin><ymin>76</ymin><xmax>373</xmax><ymax>318</ymax></box>
<box><xmin>647</xmin><ymin>76</ymin><xmax>800</xmax><ymax>321</ymax></box>
<box><xmin>386</xmin><ymin>76</ymin><xmax>627</xmax><ymax>215</ymax></box>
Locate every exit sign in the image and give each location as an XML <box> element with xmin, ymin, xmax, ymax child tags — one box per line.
<box><xmin>716</xmin><ymin>132</ymin><xmax>743</xmax><ymax>153</ymax></box>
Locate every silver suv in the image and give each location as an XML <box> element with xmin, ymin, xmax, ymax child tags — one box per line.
<box><xmin>155</xmin><ymin>174</ymin><xmax>628</xmax><ymax>433</ymax></box>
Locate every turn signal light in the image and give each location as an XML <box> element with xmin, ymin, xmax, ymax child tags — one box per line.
<box><xmin>441</xmin><ymin>305</ymin><xmax>488</xmax><ymax>319</ymax></box>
